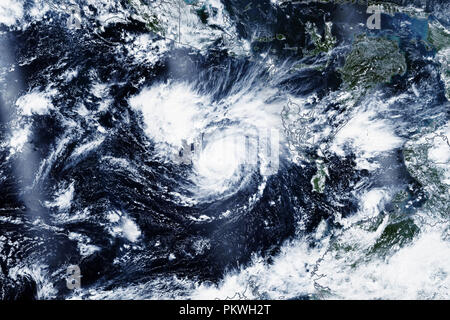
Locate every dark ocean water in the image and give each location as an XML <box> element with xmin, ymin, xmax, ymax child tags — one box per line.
<box><xmin>0</xmin><ymin>0</ymin><xmax>449</xmax><ymax>299</ymax></box>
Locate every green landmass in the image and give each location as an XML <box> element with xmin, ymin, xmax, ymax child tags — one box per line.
<box><xmin>303</xmin><ymin>21</ymin><xmax>336</xmax><ymax>57</ymax></box>
<box><xmin>370</xmin><ymin>218</ymin><xmax>420</xmax><ymax>254</ymax></box>
<box><xmin>340</xmin><ymin>34</ymin><xmax>407</xmax><ymax>89</ymax></box>
<box><xmin>428</xmin><ymin>19</ymin><xmax>450</xmax><ymax>51</ymax></box>
<box><xmin>128</xmin><ymin>0</ymin><xmax>164</xmax><ymax>34</ymax></box>
<box><xmin>311</xmin><ymin>161</ymin><xmax>329</xmax><ymax>193</ymax></box>
<box><xmin>428</xmin><ymin>20</ymin><xmax>450</xmax><ymax>100</ymax></box>
<box><xmin>403</xmin><ymin>136</ymin><xmax>450</xmax><ymax>217</ymax></box>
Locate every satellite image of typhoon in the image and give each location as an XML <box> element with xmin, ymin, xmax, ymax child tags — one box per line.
<box><xmin>0</xmin><ymin>0</ymin><xmax>449</xmax><ymax>300</ymax></box>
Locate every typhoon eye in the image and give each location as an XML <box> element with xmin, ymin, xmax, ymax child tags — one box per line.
<box><xmin>0</xmin><ymin>0</ymin><xmax>448</xmax><ymax>303</ymax></box>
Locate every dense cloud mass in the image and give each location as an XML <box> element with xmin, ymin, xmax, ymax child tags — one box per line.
<box><xmin>0</xmin><ymin>0</ymin><xmax>449</xmax><ymax>300</ymax></box>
